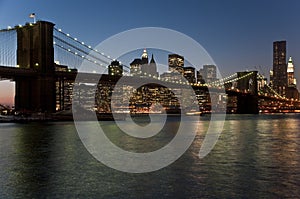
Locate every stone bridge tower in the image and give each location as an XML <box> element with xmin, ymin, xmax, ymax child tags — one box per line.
<box><xmin>236</xmin><ymin>71</ymin><xmax>259</xmax><ymax>114</ymax></box>
<box><xmin>15</xmin><ymin>21</ymin><xmax>56</xmax><ymax>113</ymax></box>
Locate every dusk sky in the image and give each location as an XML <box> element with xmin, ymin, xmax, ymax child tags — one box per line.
<box><xmin>1</xmin><ymin>0</ymin><xmax>300</xmax><ymax>105</ymax></box>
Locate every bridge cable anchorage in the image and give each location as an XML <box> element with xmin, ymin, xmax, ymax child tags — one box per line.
<box><xmin>54</xmin><ymin>28</ymin><xmax>130</xmax><ymax>70</ymax></box>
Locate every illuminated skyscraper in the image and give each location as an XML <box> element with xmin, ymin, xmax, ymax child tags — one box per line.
<box><xmin>202</xmin><ymin>65</ymin><xmax>217</xmax><ymax>83</ymax></box>
<box><xmin>269</xmin><ymin>70</ymin><xmax>273</xmax><ymax>87</ymax></box>
<box><xmin>286</xmin><ymin>56</ymin><xmax>299</xmax><ymax>99</ymax></box>
<box><xmin>273</xmin><ymin>41</ymin><xmax>287</xmax><ymax>96</ymax></box>
<box><xmin>108</xmin><ymin>60</ymin><xmax>123</xmax><ymax>76</ymax></box>
<box><xmin>287</xmin><ymin>56</ymin><xmax>296</xmax><ymax>87</ymax></box>
<box><xmin>168</xmin><ymin>54</ymin><xmax>184</xmax><ymax>74</ymax></box>
<box><xmin>141</xmin><ymin>49</ymin><xmax>148</xmax><ymax>65</ymax></box>
<box><xmin>183</xmin><ymin>66</ymin><xmax>196</xmax><ymax>83</ymax></box>
<box><xmin>130</xmin><ymin>58</ymin><xmax>142</xmax><ymax>76</ymax></box>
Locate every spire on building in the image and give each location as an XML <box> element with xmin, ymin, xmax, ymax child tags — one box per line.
<box><xmin>150</xmin><ymin>54</ymin><xmax>155</xmax><ymax>63</ymax></box>
<box><xmin>142</xmin><ymin>49</ymin><xmax>148</xmax><ymax>59</ymax></box>
<box><xmin>287</xmin><ymin>56</ymin><xmax>294</xmax><ymax>73</ymax></box>
<box><xmin>287</xmin><ymin>56</ymin><xmax>297</xmax><ymax>87</ymax></box>
<box><xmin>148</xmin><ymin>54</ymin><xmax>158</xmax><ymax>77</ymax></box>
<box><xmin>141</xmin><ymin>49</ymin><xmax>148</xmax><ymax>65</ymax></box>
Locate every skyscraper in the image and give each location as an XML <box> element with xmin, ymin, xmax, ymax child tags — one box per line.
<box><xmin>168</xmin><ymin>54</ymin><xmax>184</xmax><ymax>74</ymax></box>
<box><xmin>196</xmin><ymin>69</ymin><xmax>205</xmax><ymax>84</ymax></box>
<box><xmin>202</xmin><ymin>65</ymin><xmax>217</xmax><ymax>83</ymax></box>
<box><xmin>130</xmin><ymin>58</ymin><xmax>142</xmax><ymax>76</ymax></box>
<box><xmin>287</xmin><ymin>56</ymin><xmax>296</xmax><ymax>87</ymax></box>
<box><xmin>273</xmin><ymin>41</ymin><xmax>287</xmax><ymax>96</ymax></box>
<box><xmin>108</xmin><ymin>60</ymin><xmax>123</xmax><ymax>76</ymax></box>
<box><xmin>183</xmin><ymin>66</ymin><xmax>196</xmax><ymax>83</ymax></box>
<box><xmin>286</xmin><ymin>56</ymin><xmax>299</xmax><ymax>99</ymax></box>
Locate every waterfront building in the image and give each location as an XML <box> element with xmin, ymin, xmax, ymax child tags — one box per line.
<box><xmin>130</xmin><ymin>58</ymin><xmax>142</xmax><ymax>76</ymax></box>
<box><xmin>287</xmin><ymin>56</ymin><xmax>297</xmax><ymax>87</ymax></box>
<box><xmin>141</xmin><ymin>54</ymin><xmax>158</xmax><ymax>77</ymax></box>
<box><xmin>141</xmin><ymin>49</ymin><xmax>148</xmax><ymax>65</ymax></box>
<box><xmin>202</xmin><ymin>65</ymin><xmax>218</xmax><ymax>83</ymax></box>
<box><xmin>130</xmin><ymin>49</ymin><xmax>158</xmax><ymax>77</ymax></box>
<box><xmin>286</xmin><ymin>56</ymin><xmax>299</xmax><ymax>99</ymax></box>
<box><xmin>269</xmin><ymin>70</ymin><xmax>273</xmax><ymax>87</ymax></box>
<box><xmin>273</xmin><ymin>40</ymin><xmax>287</xmax><ymax>97</ymax></box>
<box><xmin>183</xmin><ymin>66</ymin><xmax>196</xmax><ymax>83</ymax></box>
<box><xmin>168</xmin><ymin>54</ymin><xmax>184</xmax><ymax>74</ymax></box>
<box><xmin>197</xmin><ymin>69</ymin><xmax>205</xmax><ymax>84</ymax></box>
<box><xmin>108</xmin><ymin>60</ymin><xmax>123</xmax><ymax>76</ymax></box>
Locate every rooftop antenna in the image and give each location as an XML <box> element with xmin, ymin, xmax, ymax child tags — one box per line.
<box><xmin>29</xmin><ymin>13</ymin><xmax>36</xmax><ymax>23</ymax></box>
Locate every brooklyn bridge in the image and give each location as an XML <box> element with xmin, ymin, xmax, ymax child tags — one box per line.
<box><xmin>0</xmin><ymin>21</ymin><xmax>299</xmax><ymax>116</ymax></box>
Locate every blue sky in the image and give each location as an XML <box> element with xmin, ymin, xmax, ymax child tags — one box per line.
<box><xmin>0</xmin><ymin>0</ymin><xmax>300</xmax><ymax>105</ymax></box>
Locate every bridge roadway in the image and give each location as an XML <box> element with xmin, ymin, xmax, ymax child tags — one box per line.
<box><xmin>0</xmin><ymin>65</ymin><xmax>221</xmax><ymax>91</ymax></box>
<box><xmin>1</xmin><ymin>64</ymin><xmax>297</xmax><ymax>100</ymax></box>
<box><xmin>1</xmin><ymin>64</ymin><xmax>291</xmax><ymax>99</ymax></box>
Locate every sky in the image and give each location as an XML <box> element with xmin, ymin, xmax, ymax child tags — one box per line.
<box><xmin>0</xmin><ymin>0</ymin><xmax>300</xmax><ymax>106</ymax></box>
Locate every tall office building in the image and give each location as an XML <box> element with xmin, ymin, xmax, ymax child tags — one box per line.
<box><xmin>130</xmin><ymin>58</ymin><xmax>142</xmax><ymax>76</ymax></box>
<box><xmin>108</xmin><ymin>60</ymin><xmax>123</xmax><ymax>76</ymax></box>
<box><xmin>273</xmin><ymin>41</ymin><xmax>287</xmax><ymax>96</ymax></box>
<box><xmin>286</xmin><ymin>56</ymin><xmax>299</xmax><ymax>99</ymax></box>
<box><xmin>183</xmin><ymin>66</ymin><xmax>196</xmax><ymax>83</ymax></box>
<box><xmin>202</xmin><ymin>65</ymin><xmax>217</xmax><ymax>83</ymax></box>
<box><xmin>196</xmin><ymin>69</ymin><xmax>205</xmax><ymax>84</ymax></box>
<box><xmin>269</xmin><ymin>70</ymin><xmax>274</xmax><ymax>87</ymax></box>
<box><xmin>287</xmin><ymin>56</ymin><xmax>296</xmax><ymax>87</ymax></box>
<box><xmin>168</xmin><ymin>54</ymin><xmax>184</xmax><ymax>74</ymax></box>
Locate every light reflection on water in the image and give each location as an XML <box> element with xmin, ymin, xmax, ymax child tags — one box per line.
<box><xmin>0</xmin><ymin>114</ymin><xmax>300</xmax><ymax>198</ymax></box>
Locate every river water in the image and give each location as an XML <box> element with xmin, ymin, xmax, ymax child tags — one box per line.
<box><xmin>0</xmin><ymin>114</ymin><xmax>300</xmax><ymax>198</ymax></box>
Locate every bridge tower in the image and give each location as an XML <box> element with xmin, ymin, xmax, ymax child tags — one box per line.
<box><xmin>15</xmin><ymin>21</ymin><xmax>56</xmax><ymax>113</ymax></box>
<box><xmin>236</xmin><ymin>71</ymin><xmax>259</xmax><ymax>114</ymax></box>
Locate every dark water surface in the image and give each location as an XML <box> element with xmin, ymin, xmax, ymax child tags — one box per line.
<box><xmin>0</xmin><ymin>114</ymin><xmax>300</xmax><ymax>198</ymax></box>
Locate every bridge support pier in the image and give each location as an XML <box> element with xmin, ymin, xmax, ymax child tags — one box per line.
<box><xmin>15</xmin><ymin>76</ymin><xmax>55</xmax><ymax>112</ymax></box>
<box><xmin>235</xmin><ymin>71</ymin><xmax>259</xmax><ymax>114</ymax></box>
<box><xmin>236</xmin><ymin>94</ymin><xmax>259</xmax><ymax>114</ymax></box>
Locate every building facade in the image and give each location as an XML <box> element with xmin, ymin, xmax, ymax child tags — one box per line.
<box><xmin>168</xmin><ymin>54</ymin><xmax>184</xmax><ymax>74</ymax></box>
<box><xmin>198</xmin><ymin>65</ymin><xmax>217</xmax><ymax>83</ymax></box>
<box><xmin>130</xmin><ymin>49</ymin><xmax>158</xmax><ymax>77</ymax></box>
<box><xmin>183</xmin><ymin>66</ymin><xmax>196</xmax><ymax>83</ymax></box>
<box><xmin>108</xmin><ymin>60</ymin><xmax>123</xmax><ymax>76</ymax></box>
<box><xmin>273</xmin><ymin>40</ymin><xmax>287</xmax><ymax>96</ymax></box>
<box><xmin>287</xmin><ymin>56</ymin><xmax>296</xmax><ymax>87</ymax></box>
<box><xmin>286</xmin><ymin>56</ymin><xmax>299</xmax><ymax>99</ymax></box>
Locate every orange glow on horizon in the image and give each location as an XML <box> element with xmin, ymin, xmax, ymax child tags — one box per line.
<box><xmin>0</xmin><ymin>81</ymin><xmax>15</xmax><ymax>106</ymax></box>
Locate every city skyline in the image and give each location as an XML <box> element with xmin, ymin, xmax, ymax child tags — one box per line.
<box><xmin>1</xmin><ymin>0</ymin><xmax>300</xmax><ymax>105</ymax></box>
